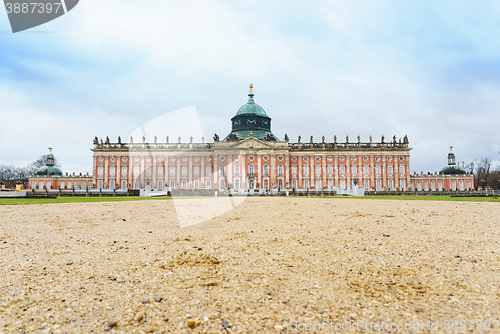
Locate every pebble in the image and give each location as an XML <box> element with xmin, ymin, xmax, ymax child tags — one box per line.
<box><xmin>222</xmin><ymin>320</ymin><xmax>230</xmax><ymax>329</ymax></box>
<box><xmin>108</xmin><ymin>318</ymin><xmax>118</xmax><ymax>327</ymax></box>
<box><xmin>187</xmin><ymin>319</ymin><xmax>196</xmax><ymax>328</ymax></box>
<box><xmin>141</xmin><ymin>298</ymin><xmax>150</xmax><ymax>304</ymax></box>
<box><xmin>154</xmin><ymin>294</ymin><xmax>163</xmax><ymax>302</ymax></box>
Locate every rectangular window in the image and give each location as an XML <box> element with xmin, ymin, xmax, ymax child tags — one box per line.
<box><xmin>292</xmin><ymin>180</ymin><xmax>297</xmax><ymax>189</ymax></box>
<box><xmin>182</xmin><ymin>180</ymin><xmax>187</xmax><ymax>189</ymax></box>
<box><xmin>134</xmin><ymin>166</ymin><xmax>140</xmax><ymax>177</ymax></box>
<box><xmin>438</xmin><ymin>181</ymin><xmax>442</xmax><ymax>191</ymax></box>
<box><xmin>170</xmin><ymin>166</ymin><xmax>176</xmax><ymax>177</ymax></box>
<box><xmin>364</xmin><ymin>166</ymin><xmax>369</xmax><ymax>175</ymax></box>
<box><xmin>388</xmin><ymin>166</ymin><xmax>393</xmax><ymax>175</ymax></box>
<box><xmin>158</xmin><ymin>180</ymin><xmax>163</xmax><ymax>190</ymax></box>
<box><xmin>194</xmin><ymin>166</ymin><xmax>200</xmax><ymax>176</ymax></box>
<box><xmin>304</xmin><ymin>180</ymin><xmax>309</xmax><ymax>188</ymax></box>
<box><xmin>376</xmin><ymin>180</ymin><xmax>381</xmax><ymax>191</ymax></box>
<box><xmin>400</xmin><ymin>179</ymin><xmax>405</xmax><ymax>191</ymax></box>
<box><xmin>292</xmin><ymin>166</ymin><xmax>297</xmax><ymax>175</ymax></box>
<box><xmin>98</xmin><ymin>166</ymin><xmax>103</xmax><ymax>176</ymax></box>
<box><xmin>340</xmin><ymin>166</ymin><xmax>345</xmax><ymax>176</ymax></box>
<box><xmin>364</xmin><ymin>180</ymin><xmax>369</xmax><ymax>189</ymax></box>
<box><xmin>351</xmin><ymin>165</ymin><xmax>357</xmax><ymax>176</ymax></box>
<box><xmin>182</xmin><ymin>166</ymin><xmax>188</xmax><ymax>176</ymax></box>
<box><xmin>376</xmin><ymin>166</ymin><xmax>381</xmax><ymax>176</ymax></box>
<box><xmin>328</xmin><ymin>166</ymin><xmax>333</xmax><ymax>175</ymax></box>
<box><xmin>431</xmin><ymin>181</ymin><xmax>435</xmax><ymax>191</ymax></box>
<box><xmin>122</xmin><ymin>166</ymin><xmax>127</xmax><ymax>177</ymax></box>
<box><xmin>157</xmin><ymin>166</ymin><xmax>164</xmax><ymax>177</ymax></box>
<box><xmin>316</xmin><ymin>180</ymin><xmax>321</xmax><ymax>189</ymax></box>
<box><xmin>388</xmin><ymin>180</ymin><xmax>393</xmax><ymax>191</ymax></box>
<box><xmin>146</xmin><ymin>167</ymin><xmax>151</xmax><ymax>176</ymax></box>
<box><xmin>206</xmin><ymin>180</ymin><xmax>211</xmax><ymax>189</ymax></box>
<box><xmin>206</xmin><ymin>165</ymin><xmax>212</xmax><ymax>176</ymax></box>
<box><xmin>399</xmin><ymin>165</ymin><xmax>405</xmax><ymax>175</ymax></box>
<box><xmin>315</xmin><ymin>166</ymin><xmax>321</xmax><ymax>176</ymax></box>
<box><xmin>303</xmin><ymin>166</ymin><xmax>309</xmax><ymax>176</ymax></box>
<box><xmin>340</xmin><ymin>180</ymin><xmax>345</xmax><ymax>189</ymax></box>
<box><xmin>328</xmin><ymin>180</ymin><xmax>333</xmax><ymax>188</ymax></box>
<box><xmin>110</xmin><ymin>166</ymin><xmax>115</xmax><ymax>176</ymax></box>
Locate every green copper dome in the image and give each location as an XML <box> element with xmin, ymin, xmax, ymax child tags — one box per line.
<box><xmin>36</xmin><ymin>152</ymin><xmax>63</xmax><ymax>176</ymax></box>
<box><xmin>236</xmin><ymin>94</ymin><xmax>269</xmax><ymax>117</ymax></box>
<box><xmin>224</xmin><ymin>84</ymin><xmax>278</xmax><ymax>142</ymax></box>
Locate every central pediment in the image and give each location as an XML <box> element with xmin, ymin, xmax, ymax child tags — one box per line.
<box><xmin>230</xmin><ymin>136</ymin><xmax>274</xmax><ymax>150</ymax></box>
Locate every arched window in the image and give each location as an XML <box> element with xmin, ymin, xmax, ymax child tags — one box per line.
<box><xmin>82</xmin><ymin>182</ymin><xmax>86</xmax><ymax>189</ymax></box>
<box><xmin>109</xmin><ymin>181</ymin><xmax>115</xmax><ymax>189</ymax></box>
<box><xmin>75</xmin><ymin>182</ymin><xmax>79</xmax><ymax>190</ymax></box>
<box><xmin>220</xmin><ymin>165</ymin><xmax>225</xmax><ymax>176</ymax></box>
<box><xmin>220</xmin><ymin>180</ymin><xmax>225</xmax><ymax>189</ymax></box>
<box><xmin>234</xmin><ymin>179</ymin><xmax>240</xmax><ymax>189</ymax></box>
<box><xmin>67</xmin><ymin>182</ymin><xmax>72</xmax><ymax>189</ymax></box>
<box><xmin>182</xmin><ymin>180</ymin><xmax>187</xmax><ymax>189</ymax></box>
<box><xmin>122</xmin><ymin>180</ymin><xmax>127</xmax><ymax>189</ymax></box>
<box><xmin>133</xmin><ymin>180</ymin><xmax>139</xmax><ymax>189</ymax></box>
<box><xmin>249</xmin><ymin>164</ymin><xmax>254</xmax><ymax>174</ymax></box>
<box><xmin>278</xmin><ymin>165</ymin><xmax>283</xmax><ymax>175</ymax></box>
<box><xmin>278</xmin><ymin>179</ymin><xmax>283</xmax><ymax>189</ymax></box>
<box><xmin>194</xmin><ymin>180</ymin><xmax>199</xmax><ymax>189</ymax></box>
<box><xmin>39</xmin><ymin>182</ymin><xmax>43</xmax><ymax>189</ymax></box>
<box><xmin>47</xmin><ymin>182</ymin><xmax>51</xmax><ymax>190</ymax></box>
<box><xmin>264</xmin><ymin>180</ymin><xmax>269</xmax><ymax>189</ymax></box>
<box><xmin>170</xmin><ymin>180</ymin><xmax>175</xmax><ymax>189</ymax></box>
<box><xmin>60</xmin><ymin>182</ymin><xmax>65</xmax><ymax>189</ymax></box>
<box><xmin>206</xmin><ymin>180</ymin><xmax>211</xmax><ymax>189</ymax></box>
<box><xmin>31</xmin><ymin>183</ymin><xmax>36</xmax><ymax>190</ymax></box>
<box><xmin>97</xmin><ymin>181</ymin><xmax>102</xmax><ymax>189</ymax></box>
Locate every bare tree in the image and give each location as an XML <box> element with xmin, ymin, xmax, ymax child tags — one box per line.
<box><xmin>473</xmin><ymin>157</ymin><xmax>491</xmax><ymax>190</ymax></box>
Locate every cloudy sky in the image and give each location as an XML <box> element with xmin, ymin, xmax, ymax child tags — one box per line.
<box><xmin>1</xmin><ymin>0</ymin><xmax>499</xmax><ymax>174</ymax></box>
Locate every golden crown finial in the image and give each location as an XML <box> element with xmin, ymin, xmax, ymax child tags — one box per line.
<box><xmin>450</xmin><ymin>146</ymin><xmax>453</xmax><ymax>152</ymax></box>
<box><xmin>48</xmin><ymin>147</ymin><xmax>53</xmax><ymax>152</ymax></box>
<box><xmin>249</xmin><ymin>83</ymin><xmax>253</xmax><ymax>94</ymax></box>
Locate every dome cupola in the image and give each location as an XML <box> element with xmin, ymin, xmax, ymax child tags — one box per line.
<box><xmin>225</xmin><ymin>83</ymin><xmax>278</xmax><ymax>141</ymax></box>
<box><xmin>36</xmin><ymin>148</ymin><xmax>63</xmax><ymax>176</ymax></box>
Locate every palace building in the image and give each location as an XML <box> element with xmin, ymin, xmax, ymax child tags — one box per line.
<box><xmin>90</xmin><ymin>84</ymin><xmax>414</xmax><ymax>192</ymax></box>
<box><xmin>28</xmin><ymin>84</ymin><xmax>474</xmax><ymax>193</ymax></box>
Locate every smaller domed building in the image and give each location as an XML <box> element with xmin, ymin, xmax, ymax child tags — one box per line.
<box><xmin>28</xmin><ymin>149</ymin><xmax>93</xmax><ymax>191</ymax></box>
<box><xmin>410</xmin><ymin>147</ymin><xmax>474</xmax><ymax>191</ymax></box>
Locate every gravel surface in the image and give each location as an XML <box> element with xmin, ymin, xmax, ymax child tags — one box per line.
<box><xmin>0</xmin><ymin>197</ymin><xmax>499</xmax><ymax>333</ymax></box>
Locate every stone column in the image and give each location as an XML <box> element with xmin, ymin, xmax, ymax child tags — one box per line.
<box><xmin>370</xmin><ymin>154</ymin><xmax>375</xmax><ymax>190</ymax></box>
<box><xmin>395</xmin><ymin>155</ymin><xmax>399</xmax><ymax>190</ymax></box>
<box><xmin>165</xmin><ymin>155</ymin><xmax>169</xmax><ymax>188</ymax></box>
<box><xmin>227</xmin><ymin>153</ymin><xmax>233</xmax><ymax>189</ymax></box>
<box><xmin>346</xmin><ymin>155</ymin><xmax>350</xmax><ymax>189</ymax></box>
<box><xmin>285</xmin><ymin>152</ymin><xmax>290</xmax><ymax>189</ymax></box>
<box><xmin>271</xmin><ymin>152</ymin><xmax>276</xmax><ymax>188</ymax></box>
<box><xmin>241</xmin><ymin>153</ymin><xmax>246</xmax><ymax>189</ymax></box>
<box><xmin>128</xmin><ymin>155</ymin><xmax>133</xmax><ymax>189</ymax></box>
<box><xmin>177</xmin><ymin>158</ymin><xmax>181</xmax><ymax>189</ymax></box>
<box><xmin>140</xmin><ymin>156</ymin><xmax>145</xmax><ymax>189</ymax></box>
<box><xmin>214</xmin><ymin>154</ymin><xmax>218</xmax><ymax>189</ymax></box>
<box><xmin>152</xmin><ymin>156</ymin><xmax>157</xmax><ymax>190</ymax></box>
<box><xmin>92</xmin><ymin>155</ymin><xmax>97</xmax><ymax>186</ymax></box>
<box><xmin>258</xmin><ymin>152</ymin><xmax>262</xmax><ymax>189</ymax></box>
<box><xmin>334</xmin><ymin>155</ymin><xmax>339</xmax><ymax>187</ymax></box>
<box><xmin>382</xmin><ymin>155</ymin><xmax>386</xmax><ymax>190</ymax></box>
<box><xmin>298</xmin><ymin>154</ymin><xmax>303</xmax><ymax>188</ymax></box>
<box><xmin>189</xmin><ymin>156</ymin><xmax>193</xmax><ymax>188</ymax></box>
<box><xmin>201</xmin><ymin>156</ymin><xmax>205</xmax><ymax>189</ymax></box>
<box><xmin>322</xmin><ymin>155</ymin><xmax>327</xmax><ymax>189</ymax></box>
<box><xmin>116</xmin><ymin>156</ymin><xmax>121</xmax><ymax>189</ymax></box>
<box><xmin>104</xmin><ymin>156</ymin><xmax>109</xmax><ymax>189</ymax></box>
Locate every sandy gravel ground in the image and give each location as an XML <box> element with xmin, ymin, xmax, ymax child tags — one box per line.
<box><xmin>0</xmin><ymin>197</ymin><xmax>499</xmax><ymax>333</ymax></box>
